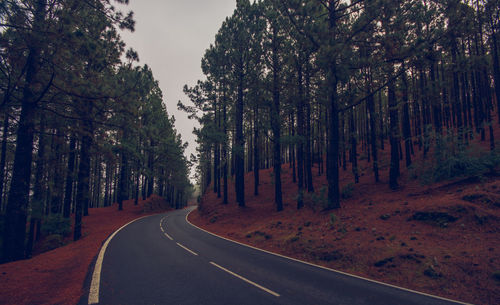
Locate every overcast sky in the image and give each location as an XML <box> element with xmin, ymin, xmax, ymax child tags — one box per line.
<box><xmin>118</xmin><ymin>1</ymin><xmax>236</xmax><ymax>179</ymax></box>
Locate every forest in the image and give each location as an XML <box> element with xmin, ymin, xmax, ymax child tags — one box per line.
<box><xmin>182</xmin><ymin>0</ymin><xmax>500</xmax><ymax>212</ymax></box>
<box><xmin>0</xmin><ymin>0</ymin><xmax>192</xmax><ymax>263</ymax></box>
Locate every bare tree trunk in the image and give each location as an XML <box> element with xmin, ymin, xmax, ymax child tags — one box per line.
<box><xmin>74</xmin><ymin>110</ymin><xmax>92</xmax><ymax>241</ymax></box>
<box><xmin>388</xmin><ymin>75</ymin><xmax>400</xmax><ymax>190</ymax></box>
<box><xmin>350</xmin><ymin>108</ymin><xmax>359</xmax><ymax>183</ymax></box>
<box><xmin>367</xmin><ymin>73</ymin><xmax>379</xmax><ymax>182</ymax></box>
<box><xmin>63</xmin><ymin>136</ymin><xmax>76</xmax><ymax>218</ymax></box>
<box><xmin>223</xmin><ymin>82</ymin><xmax>229</xmax><ymax>204</ymax></box>
<box><xmin>235</xmin><ymin>52</ymin><xmax>245</xmax><ymax>207</ymax></box>
<box><xmin>2</xmin><ymin>0</ymin><xmax>47</xmax><ymax>262</ymax></box>
<box><xmin>401</xmin><ymin>66</ymin><xmax>412</xmax><ymax>168</ymax></box>
<box><xmin>305</xmin><ymin>62</ymin><xmax>314</xmax><ymax>192</ymax></box>
<box><xmin>270</xmin><ymin>23</ymin><xmax>282</xmax><ymax>212</ymax></box>
<box><xmin>297</xmin><ymin>60</ymin><xmax>305</xmax><ymax>209</ymax></box>
<box><xmin>253</xmin><ymin>106</ymin><xmax>259</xmax><ymax>196</ymax></box>
<box><xmin>0</xmin><ymin>114</ymin><xmax>9</xmax><ymax>211</ymax></box>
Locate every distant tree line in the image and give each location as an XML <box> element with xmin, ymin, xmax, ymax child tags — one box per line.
<box><xmin>0</xmin><ymin>0</ymin><xmax>192</xmax><ymax>263</ymax></box>
<box><xmin>180</xmin><ymin>0</ymin><xmax>499</xmax><ymax>210</ymax></box>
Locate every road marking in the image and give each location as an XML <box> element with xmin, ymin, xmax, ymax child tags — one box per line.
<box><xmin>186</xmin><ymin>208</ymin><xmax>471</xmax><ymax>305</ymax></box>
<box><xmin>160</xmin><ymin>216</ymin><xmax>167</xmax><ymax>232</ymax></box>
<box><xmin>209</xmin><ymin>261</ymin><xmax>280</xmax><ymax>297</ymax></box>
<box><xmin>176</xmin><ymin>242</ymin><xmax>198</xmax><ymax>256</ymax></box>
<box><xmin>88</xmin><ymin>214</ymin><xmax>155</xmax><ymax>304</ymax></box>
<box><xmin>160</xmin><ymin>217</ymin><xmax>173</xmax><ymax>240</ymax></box>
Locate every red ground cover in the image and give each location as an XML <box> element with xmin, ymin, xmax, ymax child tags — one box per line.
<box><xmin>0</xmin><ymin>196</ymin><xmax>170</xmax><ymax>305</ymax></box>
<box><xmin>190</xmin><ymin>141</ymin><xmax>500</xmax><ymax>305</ymax></box>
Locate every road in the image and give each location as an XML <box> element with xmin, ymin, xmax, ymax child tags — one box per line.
<box><xmin>90</xmin><ymin>207</ymin><xmax>468</xmax><ymax>305</ymax></box>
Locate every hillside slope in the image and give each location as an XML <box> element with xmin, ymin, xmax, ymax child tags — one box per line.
<box><xmin>189</xmin><ymin>144</ymin><xmax>500</xmax><ymax>305</ymax></box>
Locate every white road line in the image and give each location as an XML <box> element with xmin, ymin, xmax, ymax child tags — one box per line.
<box><xmin>88</xmin><ymin>215</ymin><xmax>152</xmax><ymax>305</ymax></box>
<box><xmin>209</xmin><ymin>262</ymin><xmax>280</xmax><ymax>297</ymax></box>
<box><xmin>176</xmin><ymin>242</ymin><xmax>198</xmax><ymax>256</ymax></box>
<box><xmin>186</xmin><ymin>208</ymin><xmax>471</xmax><ymax>305</ymax></box>
<box><xmin>160</xmin><ymin>217</ymin><xmax>173</xmax><ymax>240</ymax></box>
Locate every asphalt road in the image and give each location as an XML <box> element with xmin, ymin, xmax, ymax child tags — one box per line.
<box><xmin>93</xmin><ymin>207</ymin><xmax>468</xmax><ymax>305</ymax></box>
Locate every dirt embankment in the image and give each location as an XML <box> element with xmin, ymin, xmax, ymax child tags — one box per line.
<box><xmin>190</xmin><ymin>162</ymin><xmax>500</xmax><ymax>305</ymax></box>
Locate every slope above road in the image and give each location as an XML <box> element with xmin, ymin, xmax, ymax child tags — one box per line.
<box><xmin>189</xmin><ymin>164</ymin><xmax>500</xmax><ymax>305</ymax></box>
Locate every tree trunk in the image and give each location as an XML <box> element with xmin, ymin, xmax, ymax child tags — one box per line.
<box><xmin>490</xmin><ymin>27</ymin><xmax>500</xmax><ymax>124</ymax></box>
<box><xmin>253</xmin><ymin>105</ymin><xmax>259</xmax><ymax>196</ymax></box>
<box><xmin>135</xmin><ymin>168</ymin><xmax>140</xmax><ymax>206</ymax></box>
<box><xmin>388</xmin><ymin>75</ymin><xmax>400</xmax><ymax>190</ymax></box>
<box><xmin>350</xmin><ymin>108</ymin><xmax>359</xmax><ymax>183</ymax></box>
<box><xmin>105</xmin><ymin>162</ymin><xmax>111</xmax><ymax>206</ymax></box>
<box><xmin>118</xmin><ymin>147</ymin><xmax>128</xmax><ymax>211</ymax></box>
<box><xmin>429</xmin><ymin>61</ymin><xmax>442</xmax><ymax>134</ymax></box>
<box><xmin>223</xmin><ymin>82</ymin><xmax>229</xmax><ymax>204</ymax></box>
<box><xmin>213</xmin><ymin>100</ymin><xmax>219</xmax><ymax>195</ymax></box>
<box><xmin>378</xmin><ymin>91</ymin><xmax>385</xmax><ymax>151</ymax></box>
<box><xmin>74</xmin><ymin>112</ymin><xmax>92</xmax><ymax>241</ymax></box>
<box><xmin>291</xmin><ymin>112</ymin><xmax>296</xmax><ymax>183</ymax></box>
<box><xmin>235</xmin><ymin>53</ymin><xmax>245</xmax><ymax>207</ymax></box>
<box><xmin>95</xmin><ymin>156</ymin><xmax>102</xmax><ymax>208</ymax></box>
<box><xmin>0</xmin><ymin>114</ymin><xmax>9</xmax><ymax>211</ymax></box>
<box><xmin>2</xmin><ymin>0</ymin><xmax>46</xmax><ymax>262</ymax></box>
<box><xmin>141</xmin><ymin>173</ymin><xmax>146</xmax><ymax>201</ymax></box>
<box><xmin>63</xmin><ymin>136</ymin><xmax>76</xmax><ymax>218</ymax></box>
<box><xmin>26</xmin><ymin>115</ymin><xmax>48</xmax><ymax>258</ymax></box>
<box><xmin>50</xmin><ymin>129</ymin><xmax>64</xmax><ymax>214</ymax></box>
<box><xmin>147</xmin><ymin>140</ymin><xmax>154</xmax><ymax>198</ymax></box>
<box><xmin>401</xmin><ymin>66</ymin><xmax>412</xmax><ymax>168</ymax></box>
<box><xmin>305</xmin><ymin>62</ymin><xmax>314</xmax><ymax>192</ymax></box>
<box><xmin>270</xmin><ymin>23</ymin><xmax>283</xmax><ymax>212</ymax></box>
<box><xmin>367</xmin><ymin>75</ymin><xmax>379</xmax><ymax>182</ymax></box>
<box><xmin>325</xmin><ymin>0</ymin><xmax>340</xmax><ymax>210</ymax></box>
<box><xmin>297</xmin><ymin>60</ymin><xmax>305</xmax><ymax>209</ymax></box>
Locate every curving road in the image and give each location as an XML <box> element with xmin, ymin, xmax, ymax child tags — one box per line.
<box><xmin>88</xmin><ymin>207</ymin><xmax>469</xmax><ymax>305</ymax></box>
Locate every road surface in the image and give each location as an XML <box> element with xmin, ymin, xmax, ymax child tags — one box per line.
<box><xmin>90</xmin><ymin>207</ymin><xmax>468</xmax><ymax>305</ymax></box>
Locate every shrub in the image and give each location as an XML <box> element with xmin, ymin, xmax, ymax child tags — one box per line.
<box><xmin>341</xmin><ymin>183</ymin><xmax>354</xmax><ymax>199</ymax></box>
<box><xmin>409</xmin><ymin>211</ymin><xmax>457</xmax><ymax>228</ymax></box>
<box><xmin>39</xmin><ymin>234</ymin><xmax>64</xmax><ymax>253</ymax></box>
<box><xmin>380</xmin><ymin>214</ymin><xmax>391</xmax><ymax>220</ymax></box>
<box><xmin>374</xmin><ymin>256</ymin><xmax>394</xmax><ymax>267</ymax></box>
<box><xmin>306</xmin><ymin>186</ymin><xmax>328</xmax><ymax>211</ymax></box>
<box><xmin>493</xmin><ymin>271</ymin><xmax>500</xmax><ymax>282</ymax></box>
<box><xmin>317</xmin><ymin>250</ymin><xmax>343</xmax><ymax>262</ymax></box>
<box><xmin>329</xmin><ymin>213</ymin><xmax>337</xmax><ymax>226</ymax></box>
<box><xmin>424</xmin><ymin>265</ymin><xmax>442</xmax><ymax>279</ymax></box>
<box><xmin>410</xmin><ymin>131</ymin><xmax>500</xmax><ymax>184</ymax></box>
<box><xmin>41</xmin><ymin>214</ymin><xmax>71</xmax><ymax>237</ymax></box>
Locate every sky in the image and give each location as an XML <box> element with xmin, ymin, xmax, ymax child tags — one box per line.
<box><xmin>118</xmin><ymin>0</ymin><xmax>236</xmax><ymax>179</ymax></box>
